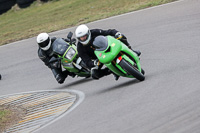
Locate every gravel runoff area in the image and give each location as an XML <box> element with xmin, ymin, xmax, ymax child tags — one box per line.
<box><xmin>0</xmin><ymin>105</ymin><xmax>26</xmax><ymax>132</ymax></box>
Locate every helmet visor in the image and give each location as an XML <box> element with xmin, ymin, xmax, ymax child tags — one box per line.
<box><xmin>78</xmin><ymin>32</ymin><xmax>89</xmax><ymax>42</ymax></box>
<box><xmin>38</xmin><ymin>37</ymin><xmax>50</xmax><ymax>48</ymax></box>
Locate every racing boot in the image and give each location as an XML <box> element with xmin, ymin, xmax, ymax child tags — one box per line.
<box><xmin>68</xmin><ymin>72</ymin><xmax>76</xmax><ymax>78</ymax></box>
<box><xmin>102</xmin><ymin>68</ymin><xmax>112</xmax><ymax>76</ymax></box>
<box><xmin>121</xmin><ymin>39</ymin><xmax>141</xmax><ymax>57</ymax></box>
<box><xmin>91</xmin><ymin>67</ymin><xmax>111</xmax><ymax>80</ymax></box>
<box><xmin>132</xmin><ymin>49</ymin><xmax>141</xmax><ymax>57</ymax></box>
<box><xmin>91</xmin><ymin>67</ymin><xmax>100</xmax><ymax>80</ymax></box>
<box><xmin>127</xmin><ymin>45</ymin><xmax>141</xmax><ymax>56</ymax></box>
<box><xmin>91</xmin><ymin>59</ymin><xmax>102</xmax><ymax>79</ymax></box>
<box><xmin>63</xmin><ymin>70</ymin><xmax>76</xmax><ymax>78</ymax></box>
<box><xmin>112</xmin><ymin>73</ymin><xmax>119</xmax><ymax>81</ymax></box>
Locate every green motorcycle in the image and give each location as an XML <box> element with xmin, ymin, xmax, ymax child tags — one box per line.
<box><xmin>93</xmin><ymin>35</ymin><xmax>145</xmax><ymax>81</ymax></box>
<box><xmin>50</xmin><ymin>32</ymin><xmax>90</xmax><ymax>78</ymax></box>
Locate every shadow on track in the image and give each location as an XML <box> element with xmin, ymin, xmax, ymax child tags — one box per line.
<box><xmin>56</xmin><ymin>78</ymin><xmax>93</xmax><ymax>89</ymax></box>
<box><xmin>96</xmin><ymin>79</ymin><xmax>140</xmax><ymax>94</ymax></box>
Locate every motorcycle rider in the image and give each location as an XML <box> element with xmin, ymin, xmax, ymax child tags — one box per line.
<box><xmin>75</xmin><ymin>24</ymin><xmax>141</xmax><ymax>80</ymax></box>
<box><xmin>37</xmin><ymin>33</ymin><xmax>75</xmax><ymax>84</ymax></box>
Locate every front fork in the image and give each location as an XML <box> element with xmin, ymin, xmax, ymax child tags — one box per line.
<box><xmin>115</xmin><ymin>52</ymin><xmax>141</xmax><ymax>73</ymax></box>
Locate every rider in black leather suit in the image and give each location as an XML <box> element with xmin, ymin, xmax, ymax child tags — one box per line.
<box><xmin>75</xmin><ymin>24</ymin><xmax>141</xmax><ymax>80</ymax></box>
<box><xmin>37</xmin><ymin>33</ymin><xmax>74</xmax><ymax>84</ymax></box>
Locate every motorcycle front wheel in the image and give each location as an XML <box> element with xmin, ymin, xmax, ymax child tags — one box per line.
<box><xmin>119</xmin><ymin>59</ymin><xmax>145</xmax><ymax>81</ymax></box>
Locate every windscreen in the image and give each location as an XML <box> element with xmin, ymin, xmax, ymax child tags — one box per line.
<box><xmin>93</xmin><ymin>36</ymin><xmax>108</xmax><ymax>51</ymax></box>
<box><xmin>52</xmin><ymin>38</ymin><xmax>70</xmax><ymax>55</ymax></box>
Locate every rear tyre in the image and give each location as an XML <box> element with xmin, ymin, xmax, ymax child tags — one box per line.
<box><xmin>119</xmin><ymin>59</ymin><xmax>145</xmax><ymax>81</ymax></box>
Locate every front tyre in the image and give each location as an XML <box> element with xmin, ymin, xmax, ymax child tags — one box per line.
<box><xmin>119</xmin><ymin>59</ymin><xmax>145</xmax><ymax>81</ymax></box>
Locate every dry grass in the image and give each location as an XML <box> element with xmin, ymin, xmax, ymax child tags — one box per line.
<box><xmin>0</xmin><ymin>0</ymin><xmax>177</xmax><ymax>46</ymax></box>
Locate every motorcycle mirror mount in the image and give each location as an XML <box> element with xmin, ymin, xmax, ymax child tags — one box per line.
<box><xmin>67</xmin><ymin>32</ymin><xmax>73</xmax><ymax>40</ymax></box>
<box><xmin>67</xmin><ymin>31</ymin><xmax>76</xmax><ymax>45</ymax></box>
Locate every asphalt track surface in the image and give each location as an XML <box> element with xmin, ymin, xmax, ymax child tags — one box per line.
<box><xmin>1</xmin><ymin>0</ymin><xmax>200</xmax><ymax>132</ymax></box>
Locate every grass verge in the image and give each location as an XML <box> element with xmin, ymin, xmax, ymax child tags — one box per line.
<box><xmin>0</xmin><ymin>0</ymin><xmax>177</xmax><ymax>46</ymax></box>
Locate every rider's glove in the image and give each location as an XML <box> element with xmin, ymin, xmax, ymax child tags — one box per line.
<box><xmin>64</xmin><ymin>38</ymin><xmax>70</xmax><ymax>42</ymax></box>
<box><xmin>127</xmin><ymin>45</ymin><xmax>132</xmax><ymax>49</ymax></box>
<box><xmin>49</xmin><ymin>57</ymin><xmax>61</xmax><ymax>69</ymax></box>
<box><xmin>71</xmin><ymin>38</ymin><xmax>76</xmax><ymax>44</ymax></box>
<box><xmin>90</xmin><ymin>67</ymin><xmax>99</xmax><ymax>79</ymax></box>
<box><xmin>115</xmin><ymin>32</ymin><xmax>123</xmax><ymax>40</ymax></box>
<box><xmin>50</xmin><ymin>61</ymin><xmax>60</xmax><ymax>69</ymax></box>
<box><xmin>55</xmin><ymin>74</ymin><xmax>65</xmax><ymax>84</ymax></box>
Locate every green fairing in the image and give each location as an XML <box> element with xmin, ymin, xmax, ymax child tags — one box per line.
<box><xmin>95</xmin><ymin>36</ymin><xmax>121</xmax><ymax>64</ymax></box>
<box><xmin>57</xmin><ymin>45</ymin><xmax>78</xmax><ymax>72</ymax></box>
<box><xmin>94</xmin><ymin>36</ymin><xmax>142</xmax><ymax>78</ymax></box>
<box><xmin>51</xmin><ymin>34</ymin><xmax>91</xmax><ymax>78</ymax></box>
<box><xmin>59</xmin><ymin>44</ymin><xmax>89</xmax><ymax>77</ymax></box>
<box><xmin>62</xmin><ymin>45</ymin><xmax>78</xmax><ymax>63</ymax></box>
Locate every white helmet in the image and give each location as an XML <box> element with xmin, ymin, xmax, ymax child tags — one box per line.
<box><xmin>75</xmin><ymin>24</ymin><xmax>91</xmax><ymax>45</ymax></box>
<box><xmin>36</xmin><ymin>33</ymin><xmax>51</xmax><ymax>51</ymax></box>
